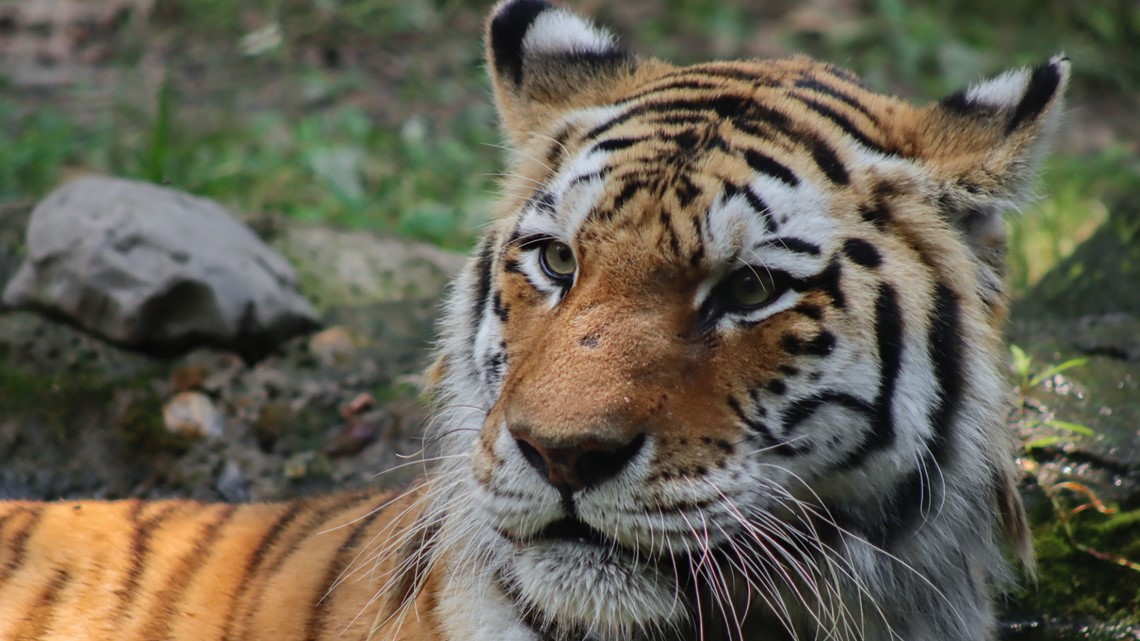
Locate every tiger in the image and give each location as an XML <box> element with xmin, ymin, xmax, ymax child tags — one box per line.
<box><xmin>0</xmin><ymin>0</ymin><xmax>1070</xmax><ymax>639</ymax></box>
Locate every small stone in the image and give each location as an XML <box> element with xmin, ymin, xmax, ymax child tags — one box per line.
<box><xmin>162</xmin><ymin>391</ymin><xmax>225</xmax><ymax>439</ymax></box>
<box><xmin>216</xmin><ymin>460</ymin><xmax>250</xmax><ymax>503</ymax></box>
<box><xmin>170</xmin><ymin>364</ymin><xmax>208</xmax><ymax>393</ymax></box>
<box><xmin>308</xmin><ymin>326</ymin><xmax>360</xmax><ymax>366</ymax></box>
<box><xmin>324</xmin><ymin>412</ymin><xmax>386</xmax><ymax>458</ymax></box>
<box><xmin>283</xmin><ymin>450</ymin><xmax>330</xmax><ymax>480</ymax></box>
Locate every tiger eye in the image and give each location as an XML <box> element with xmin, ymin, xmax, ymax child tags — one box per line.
<box><xmin>727</xmin><ymin>269</ymin><xmax>773</xmax><ymax>308</ymax></box>
<box><xmin>541</xmin><ymin>241</ymin><xmax>577</xmax><ymax>278</ymax></box>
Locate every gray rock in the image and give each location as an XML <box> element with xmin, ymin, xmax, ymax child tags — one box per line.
<box><xmin>2</xmin><ymin>176</ymin><xmax>320</xmax><ymax>361</ymax></box>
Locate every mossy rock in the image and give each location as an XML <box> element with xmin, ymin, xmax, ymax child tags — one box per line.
<box><xmin>1014</xmin><ymin>199</ymin><xmax>1140</xmax><ymax>318</ymax></box>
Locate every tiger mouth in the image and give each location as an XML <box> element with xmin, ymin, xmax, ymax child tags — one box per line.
<box><xmin>535</xmin><ymin>516</ymin><xmax>616</xmax><ymax>548</ymax></box>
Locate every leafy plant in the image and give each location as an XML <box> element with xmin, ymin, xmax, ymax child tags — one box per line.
<box><xmin>1009</xmin><ymin>344</ymin><xmax>1092</xmax><ymax>451</ymax></box>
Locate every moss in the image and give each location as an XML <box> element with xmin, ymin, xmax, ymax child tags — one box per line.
<box><xmin>116</xmin><ymin>390</ymin><xmax>194</xmax><ymax>456</ymax></box>
<box><xmin>0</xmin><ymin>361</ymin><xmax>189</xmax><ymax>456</ymax></box>
<box><xmin>0</xmin><ymin>366</ymin><xmax>111</xmax><ymax>441</ymax></box>
<box><xmin>1012</xmin><ymin>501</ymin><xmax>1140</xmax><ymax>624</ymax></box>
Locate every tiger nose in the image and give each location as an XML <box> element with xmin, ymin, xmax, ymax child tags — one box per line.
<box><xmin>510</xmin><ymin>427</ymin><xmax>646</xmax><ymax>493</ymax></box>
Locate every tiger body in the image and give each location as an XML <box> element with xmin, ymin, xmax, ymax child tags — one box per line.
<box><xmin>0</xmin><ymin>1</ymin><xmax>1070</xmax><ymax>640</ymax></box>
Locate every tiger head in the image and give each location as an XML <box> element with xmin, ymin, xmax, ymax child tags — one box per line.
<box><xmin>421</xmin><ymin>1</ymin><xmax>1068</xmax><ymax>639</ymax></box>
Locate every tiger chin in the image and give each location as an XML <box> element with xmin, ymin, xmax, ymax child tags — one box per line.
<box><xmin>0</xmin><ymin>1</ymin><xmax>1069</xmax><ymax>640</ymax></box>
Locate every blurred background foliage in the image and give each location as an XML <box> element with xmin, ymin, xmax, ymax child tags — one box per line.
<box><xmin>0</xmin><ymin>0</ymin><xmax>1136</xmax><ymax>292</ymax></box>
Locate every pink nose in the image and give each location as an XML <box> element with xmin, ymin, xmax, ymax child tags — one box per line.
<box><xmin>509</xmin><ymin>426</ymin><xmax>646</xmax><ymax>493</ymax></box>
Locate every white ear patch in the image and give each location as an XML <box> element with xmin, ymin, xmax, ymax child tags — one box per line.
<box><xmin>963</xmin><ymin>67</ymin><xmax>1032</xmax><ymax>110</ymax></box>
<box><xmin>522</xmin><ymin>9</ymin><xmax>615</xmax><ymax>57</ymax></box>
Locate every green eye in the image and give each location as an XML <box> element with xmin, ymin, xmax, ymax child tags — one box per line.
<box><xmin>540</xmin><ymin>240</ymin><xmax>577</xmax><ymax>279</ymax></box>
<box><xmin>726</xmin><ymin>269</ymin><xmax>774</xmax><ymax>308</ymax></box>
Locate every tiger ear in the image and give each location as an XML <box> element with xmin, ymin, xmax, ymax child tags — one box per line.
<box><xmin>485</xmin><ymin>0</ymin><xmax>636</xmax><ymax>146</ymax></box>
<box><xmin>915</xmin><ymin>55</ymin><xmax>1070</xmax><ymax>271</ymax></box>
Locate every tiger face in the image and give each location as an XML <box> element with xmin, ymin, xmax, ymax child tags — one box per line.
<box><xmin>421</xmin><ymin>1</ymin><xmax>1068</xmax><ymax>639</ymax></box>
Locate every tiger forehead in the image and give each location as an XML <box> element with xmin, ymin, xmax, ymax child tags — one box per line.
<box><xmin>544</xmin><ymin>57</ymin><xmax>908</xmax><ymax>172</ymax></box>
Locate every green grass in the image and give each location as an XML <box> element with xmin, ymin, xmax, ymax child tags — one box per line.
<box><xmin>0</xmin><ymin>82</ymin><xmax>500</xmax><ymax>248</ymax></box>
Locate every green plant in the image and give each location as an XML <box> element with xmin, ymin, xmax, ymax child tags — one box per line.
<box><xmin>1009</xmin><ymin>344</ymin><xmax>1093</xmax><ymax>451</ymax></box>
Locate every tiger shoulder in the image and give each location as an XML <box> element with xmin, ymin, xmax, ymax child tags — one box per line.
<box><xmin>0</xmin><ymin>0</ymin><xmax>1070</xmax><ymax>639</ymax></box>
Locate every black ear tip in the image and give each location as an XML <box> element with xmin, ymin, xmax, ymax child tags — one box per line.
<box><xmin>1007</xmin><ymin>56</ymin><xmax>1067</xmax><ymax>132</ymax></box>
<box><xmin>489</xmin><ymin>0</ymin><xmax>552</xmax><ymax>86</ymax></box>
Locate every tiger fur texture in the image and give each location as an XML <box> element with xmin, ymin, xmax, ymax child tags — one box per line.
<box><xmin>0</xmin><ymin>1</ymin><xmax>1070</xmax><ymax>639</ymax></box>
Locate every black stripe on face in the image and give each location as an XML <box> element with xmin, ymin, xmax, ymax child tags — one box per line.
<box><xmin>743</xmin><ymin>149</ymin><xmax>800</xmax><ymax>187</ymax></box>
<box><xmin>780</xmin><ymin>331</ymin><xmax>836</xmax><ymax>357</ymax></box>
<box><xmin>781</xmin><ymin>392</ymin><xmax>875</xmax><ymax>440</ymax></box>
<box><xmin>675</xmin><ymin>174</ymin><xmax>703</xmax><ymax>208</ymax></box>
<box><xmin>792</xmin><ymin>94</ymin><xmax>890</xmax><ymax>155</ymax></box>
<box><xmin>592</xmin><ymin>136</ymin><xmax>644</xmax><ymax>153</ymax></box>
<box><xmin>830</xmin><ymin>452</ymin><xmax>938</xmax><ymax>548</ymax></box>
<box><xmin>805</xmin><ymin>134</ymin><xmax>850</xmax><ymax>185</ymax></box>
<box><xmin>469</xmin><ymin>235</ymin><xmax>498</xmax><ymax>354</ymax></box>
<box><xmin>927</xmin><ymin>283</ymin><xmax>964</xmax><ymax>466</ymax></box>
<box><xmin>812</xmin><ymin>258</ymin><xmax>846</xmax><ymax>309</ymax></box>
<box><xmin>772</xmin><ymin>237</ymin><xmax>821</xmax><ymax>256</ymax></box>
<box><xmin>793</xmin><ymin>77</ymin><xmax>876</xmax><ymax>121</ymax></box>
<box><xmin>842</xmin><ymin>237</ymin><xmax>883</xmax><ymax>268</ymax></box>
<box><xmin>728</xmin><ymin>394</ymin><xmax>775</xmax><ymax>445</ymax></box>
<box><xmin>834</xmin><ymin>284</ymin><xmax>902</xmax><ymax>469</ymax></box>
<box><xmin>545</xmin><ymin>125</ymin><xmax>573</xmax><ymax>165</ymax></box>
<box><xmin>859</xmin><ymin>202</ymin><xmax>891</xmax><ymax>229</ymax></box>
<box><xmin>739</xmin><ymin>184</ymin><xmax>777</xmax><ymax>233</ymax></box>
<box><xmin>585</xmin><ymin>94</ymin><xmax>792</xmax><ymax>142</ymax></box>
<box><xmin>531</xmin><ymin>191</ymin><xmax>557</xmax><ymax>217</ymax></box>
<box><xmin>622</xmin><ymin>79</ymin><xmax>732</xmax><ymax>103</ymax></box>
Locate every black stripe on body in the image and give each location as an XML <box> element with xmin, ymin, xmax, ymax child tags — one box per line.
<box><xmin>115</xmin><ymin>502</ymin><xmax>183</xmax><ymax>623</ymax></box>
<box><xmin>305</xmin><ymin>497</ymin><xmax>391</xmax><ymax>641</ymax></box>
<box><xmin>239</xmin><ymin>493</ymin><xmax>374</xmax><ymax>637</ymax></box>
<box><xmin>0</xmin><ymin>505</ymin><xmax>44</xmax><ymax>587</ymax></box>
<box><xmin>219</xmin><ymin>500</ymin><xmax>308</xmax><ymax>639</ymax></box>
<box><xmin>137</xmin><ymin>504</ymin><xmax>237</xmax><ymax>640</ymax></box>
<box><xmin>11</xmin><ymin>566</ymin><xmax>71</xmax><ymax>640</ymax></box>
